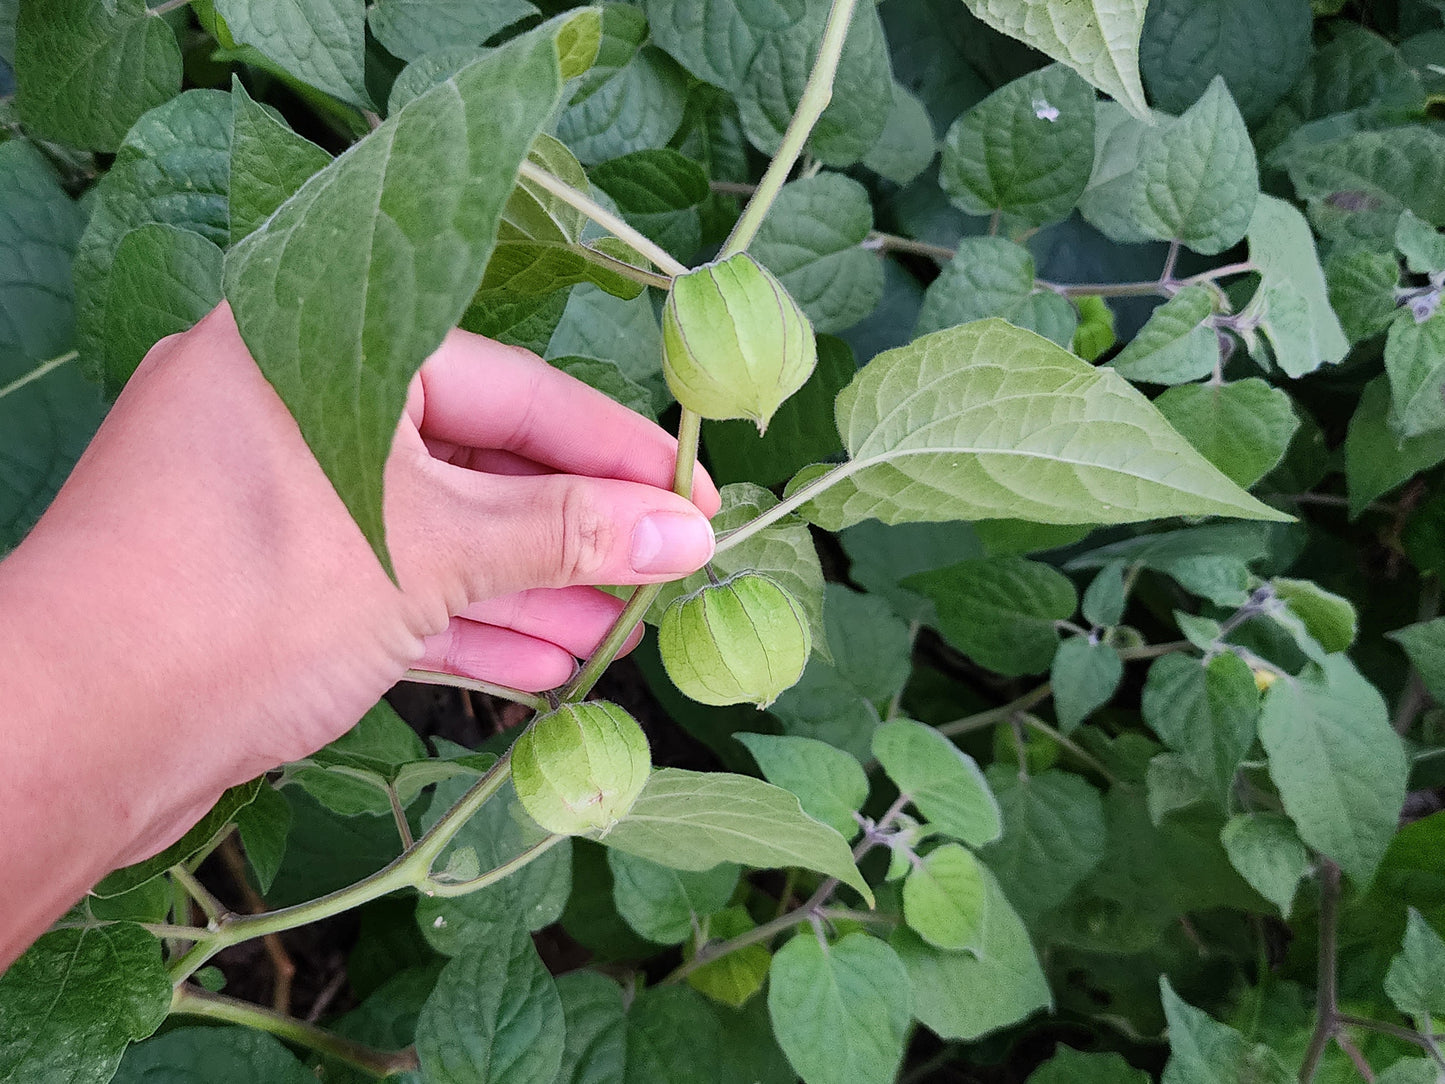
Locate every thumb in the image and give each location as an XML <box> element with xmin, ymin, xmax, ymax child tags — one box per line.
<box><xmin>396</xmin><ymin>467</ymin><xmax>716</xmax><ymax>604</ymax></box>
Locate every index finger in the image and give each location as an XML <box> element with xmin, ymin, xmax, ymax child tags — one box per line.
<box><xmin>413</xmin><ymin>328</ymin><xmax>720</xmax><ymax>514</ymax></box>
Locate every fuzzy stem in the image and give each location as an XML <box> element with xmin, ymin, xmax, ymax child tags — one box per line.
<box><xmin>720</xmin><ymin>0</ymin><xmax>860</xmax><ymax>257</ymax></box>
<box><xmin>147</xmin><ymin>0</ymin><xmax>195</xmax><ymax>14</ymax></box>
<box><xmin>0</xmin><ymin>351</ymin><xmax>78</xmax><ymax>401</ymax></box>
<box><xmin>171</xmin><ymin>986</ymin><xmax>419</xmax><ymax>1077</ymax></box>
<box><xmin>402</xmin><ymin>668</ymin><xmax>548</xmax><ymax>711</ymax></box>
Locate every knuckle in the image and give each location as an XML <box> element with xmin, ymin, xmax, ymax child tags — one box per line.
<box><xmin>556</xmin><ymin>483</ymin><xmax>615</xmax><ymax>585</ymax></box>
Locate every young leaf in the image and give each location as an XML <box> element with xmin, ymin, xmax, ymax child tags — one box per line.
<box><xmin>872</xmin><ymin>720</ymin><xmax>1002</xmax><ymax>846</ymax></box>
<box><xmin>767</xmin><ymin>932</ymin><xmax>912</xmax><ymax>1084</ymax></box>
<box><xmin>1082</xmin><ymin>561</ymin><xmax>1127</xmax><ymax>628</ymax></box>
<box><xmin>601</xmin><ymin>768</ymin><xmax>872</xmax><ymax>903</ymax></box>
<box><xmin>1346</xmin><ymin>378</ymin><xmax>1445</xmax><ymax>519</ymax></box>
<box><xmin>607</xmin><ymin>850</ymin><xmax>740</xmax><ymax>945</ymax></box>
<box><xmin>891</xmin><ymin>868</ymin><xmax>1051</xmax><ymax>1040</ymax></box>
<box><xmin>236</xmin><ymin>783</ymin><xmax>292</xmax><ymax>895</ymax></box>
<box><xmin>15</xmin><ymin>0</ymin><xmax>182</xmax><ymax>151</ymax></box>
<box><xmin>939</xmin><ymin>63</ymin><xmax>1096</xmax><ymax>229</ymax></box>
<box><xmin>906</xmin><ymin>557</ymin><xmax>1076</xmax><ymax>677</ymax></box>
<box><xmin>978</xmin><ymin>767</ymin><xmax>1107</xmax><ymax>923</ymax></box>
<box><xmin>1158</xmin><ymin>978</ymin><xmax>1292</xmax><ymax>1084</ymax></box>
<box><xmin>214</xmin><ymin>0</ymin><xmax>372</xmax><ymax>111</ymax></box>
<box><xmin>1384</xmin><ymin>908</ymin><xmax>1445</xmax><ymax>1021</ymax></box>
<box><xmin>368</xmin><ymin>0</ymin><xmax>540</xmax><ymax>63</ymax></box>
<box><xmin>1385</xmin><ymin>310</ymin><xmax>1445</xmax><ymax>439</ymax></box>
<box><xmin>795</xmin><ymin>320</ymin><xmax>1292</xmax><ymax>532</ymax></box>
<box><xmin>1110</xmin><ymin>286</ymin><xmax>1219</xmax><ymax>385</ymax></box>
<box><xmin>1073</xmin><ymin>295</ymin><xmax>1117</xmax><ymax>362</ymax></box>
<box><xmin>1246</xmin><ymin>195</ymin><xmax>1350</xmax><ymax>378</ymax></box>
<box><xmin>1270</xmin><ymin>577</ymin><xmax>1358</xmax><ymax>654</ymax></box>
<box><xmin>1219</xmin><ymin>812</ymin><xmax>1308</xmax><ymax>918</ymax></box>
<box><xmin>225</xmin><ymin>19</ymin><xmax>583</xmax><ymax>576</ymax></box>
<box><xmin>0</xmin><ymin>925</ymin><xmax>170</xmax><ymax>1084</ymax></box>
<box><xmin>916</xmin><ymin>238</ymin><xmax>1077</xmax><ymax>346</ymax></box>
<box><xmin>1388</xmin><ymin>616</ymin><xmax>1445</xmax><ymax>701</ymax></box>
<box><xmin>643</xmin><ymin>0</ymin><xmax>804</xmax><ymax>93</ymax></box>
<box><xmin>686</xmin><ymin>907</ymin><xmax>773</xmax><ymax>1008</ymax></box>
<box><xmin>1396</xmin><ymin>209</ymin><xmax>1445</xmax><ymax>275</ymax></box>
<box><xmin>415</xmin><ymin>920</ymin><xmax>565</xmax><ymax>1084</ymax></box>
<box><xmin>961</xmin><ymin>0</ymin><xmax>1150</xmax><ymax>120</ymax></box>
<box><xmin>1051</xmin><ymin>636</ymin><xmax>1124</xmax><ymax>733</ymax></box>
<box><xmin>735</xmin><ymin>732</ymin><xmax>869</xmax><ymax>839</ymax></box>
<box><xmin>229</xmin><ymin>78</ymin><xmax>332</xmax><ymax>244</ymax></box>
<box><xmin>751</xmin><ymin>172</ymin><xmax>884</xmax><ymax>334</ymax></box>
<box><xmin>113</xmin><ymin>1026</ymin><xmax>314</xmax><ymax>1083</ymax></box>
<box><xmin>1153</xmin><ymin>379</ymin><xmax>1300</xmax><ymax>489</ymax></box>
<box><xmin>903</xmin><ymin>843</ymin><xmax>988</xmax><ymax>952</ymax></box>
<box><xmin>1258</xmin><ymin>655</ymin><xmax>1408</xmax><ymax>886</ymax></box>
<box><xmin>1141</xmin><ymin>652</ymin><xmax>1258</xmax><ymax>805</ymax></box>
<box><xmin>1028</xmin><ymin>1046</ymin><xmax>1151</xmax><ymax>1084</ymax></box>
<box><xmin>1326</xmin><ymin>245</ymin><xmax>1400</xmax><ymax>344</ymax></box>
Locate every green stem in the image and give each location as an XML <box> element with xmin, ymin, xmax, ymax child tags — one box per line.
<box><xmin>561</xmin><ymin>408</ymin><xmax>704</xmax><ymax>703</ymax></box>
<box><xmin>720</xmin><ymin>0</ymin><xmax>860</xmax><ymax>257</ymax></box>
<box><xmin>420</xmin><ymin>833</ymin><xmax>567</xmax><ymax>897</ymax></box>
<box><xmin>48</xmin><ymin>919</ymin><xmax>218</xmax><ymax>941</ymax></box>
<box><xmin>864</xmin><ymin>231</ymin><xmax>956</xmax><ymax>264</ymax></box>
<box><xmin>1020</xmin><ymin>716</ymin><xmax>1120</xmax><ymax>788</ymax></box>
<box><xmin>171</xmin><ymin>986</ymin><xmax>419</xmax><ymax>1078</ymax></box>
<box><xmin>577</xmin><ymin>244</ymin><xmax>674</xmax><ymax>291</ymax></box>
<box><xmin>147</xmin><ymin>0</ymin><xmax>195</xmax><ymax>14</ymax></box>
<box><xmin>517</xmin><ymin>161</ymin><xmax>688</xmax><ymax>278</ymax></box>
<box><xmin>1339</xmin><ymin>1016</ymin><xmax>1445</xmax><ymax>1070</ymax></box>
<box><xmin>402</xmin><ymin>668</ymin><xmax>548</xmax><ymax>711</ymax></box>
<box><xmin>170</xmin><ymin>866</ymin><xmax>226</xmax><ymax>925</ymax></box>
<box><xmin>0</xmin><ymin>351</ymin><xmax>78</xmax><ymax>401</ymax></box>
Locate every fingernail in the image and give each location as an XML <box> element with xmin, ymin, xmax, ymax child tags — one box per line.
<box><xmin>631</xmin><ymin>511</ymin><xmax>715</xmax><ymax>575</ymax></box>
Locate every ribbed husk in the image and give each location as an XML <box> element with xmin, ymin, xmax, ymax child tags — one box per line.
<box><xmin>511</xmin><ymin>701</ymin><xmax>651</xmax><ymax>835</ymax></box>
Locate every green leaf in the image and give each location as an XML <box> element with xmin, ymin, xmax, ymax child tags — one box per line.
<box><xmin>1159</xmin><ymin>978</ymin><xmax>1292</xmax><ymax>1084</ymax></box>
<box><xmin>1138</xmin><ymin>0</ymin><xmax>1313</xmax><ymax>124</ymax></box>
<box><xmin>214</xmin><ymin>0</ymin><xmax>371</xmax><ymax>110</ymax></box>
<box><xmin>114</xmin><ymin>1027</ymin><xmax>314</xmax><ymax>1084</ymax></box>
<box><xmin>601</xmin><ymin>768</ymin><xmax>872</xmax><ymax>903</ymax></box>
<box><xmin>903</xmin><ymin>843</ymin><xmax>988</xmax><ymax>952</ymax></box>
<box><xmin>735</xmin><ymin>732</ymin><xmax>869</xmax><ymax>839</ymax></box>
<box><xmin>0</xmin><ymin>925</ymin><xmax>169</xmax><ymax>1083</ymax></box>
<box><xmin>224</xmin><ymin>21</ymin><xmax>577</xmax><ymax>576</ymax></box>
<box><xmin>477</xmin><ymin>240</ymin><xmax>647</xmax><ymax>301</ymax></box>
<box><xmin>1146</xmin><ymin>752</ymin><xmax>1212</xmax><ymax>824</ymax></box>
<box><xmin>607</xmin><ymin>850</ymin><xmax>740</xmax><ymax>945</ymax></box>
<box><xmin>1326</xmin><ymin>245</ymin><xmax>1400</xmax><ymax>344</ymax></box>
<box><xmin>939</xmin><ymin>63</ymin><xmax>1096</xmax><ymax>229</ymax></box>
<box><xmin>1384</xmin><ymin>908</ymin><xmax>1445</xmax><ymax>1020</ymax></box>
<box><xmin>1270</xmin><ymin>577</ymin><xmax>1358</xmax><ymax>654</ymax></box>
<box><xmin>891</xmin><ymin>866</ymin><xmax>1050</xmax><ymax>1040</ymax></box>
<box><xmin>557</xmin><ymin>6</ymin><xmax>688</xmax><ymax>165</ymax></box>
<box><xmin>767</xmin><ymin>932</ymin><xmax>911</xmax><ymax>1084</ymax></box>
<box><xmin>285</xmin><ymin>699</ymin><xmax>429</xmax><ymax>815</ymax></box>
<box><xmin>546</xmin><ymin>284</ymin><xmax>667</xmax><ymax>409</ymax></box>
<box><xmin>750</xmin><ymin>172</ymin><xmax>883</xmax><ymax>334</ymax></box>
<box><xmin>862</xmin><ymin>82</ymin><xmax>937</xmax><ymax>186</ymax></box>
<box><xmin>1376</xmin><ymin>1059</ymin><xmax>1445</xmax><ymax>1084</ymax></box>
<box><xmin>1072</xmin><ymin>295</ymin><xmax>1117</xmax><ymax>362</ymax></box>
<box><xmin>236</xmin><ymin>783</ymin><xmax>292</xmax><ymax>895</ymax></box>
<box><xmin>1028</xmin><ymin>1046</ymin><xmax>1151</xmax><ymax>1084</ymax></box>
<box><xmin>73</xmin><ymin>90</ymin><xmax>232</xmax><ymax>388</ymax></box>
<box><xmin>916</xmin><ymin>238</ymin><xmax>1077</xmax><ymax>346</ymax></box>
<box><xmin>589</xmin><ymin>148</ymin><xmax>708</xmax><ymax>262</ymax></box>
<box><xmin>795</xmin><ymin>320</ymin><xmax>1291</xmax><ymax>532</ymax></box>
<box><xmin>872</xmin><ymin>719</ymin><xmax>1001</xmax><ymax>846</ymax></box>
<box><xmin>553</xmin><ymin>971</ymin><xmax>626</xmax><ymax>1084</ymax></box>
<box><xmin>1245</xmin><ymin>195</ymin><xmax>1350</xmax><ymax>378</ymax></box>
<box><xmin>906</xmin><ymin>557</ymin><xmax>1076</xmax><ymax>677</ymax></box>
<box><xmin>1258</xmin><ymin>655</ymin><xmax>1408</xmax><ymax>885</ymax></box>
<box><xmin>704</xmin><ymin>334</ymin><xmax>852</xmax><ymax>487</ymax></box>
<box><xmin>960</xmin><ymin>0</ymin><xmax>1149</xmax><ymax>120</ymax></box>
<box><xmin>1220</xmin><ymin>812</ymin><xmax>1308</xmax><ymax>918</ymax></box>
<box><xmin>368</xmin><ymin>0</ymin><xmax>540</xmax><ymax>63</ymax></box>
<box><xmin>95</xmin><ymin>778</ymin><xmax>264</xmax><ymax>896</ymax></box>
<box><xmin>1051</xmin><ymin>636</ymin><xmax>1124</xmax><ymax>733</ymax></box>
<box><xmin>1347</xmin><ymin>378</ymin><xmax>1445</xmax><ymax>518</ymax></box>
<box><xmin>978</xmin><ymin>767</ymin><xmax>1107</xmax><ymax>924</ymax></box>
<box><xmin>625</xmin><ymin>986</ymin><xmax>728</xmax><ymax>1083</ymax></box>
<box><xmin>738</xmin><ymin>0</ymin><xmax>893</xmax><ymax>168</ymax></box>
<box><xmin>502</xmin><ymin>135</ymin><xmax>591</xmax><ymax>245</ymax></box>
<box><xmin>386</xmin><ymin>46</ymin><xmax>488</xmax><ymax>112</ymax></box>
<box><xmin>1154</xmin><ymin>379</ymin><xmax>1300</xmax><ymax>489</ymax></box>
<box><xmin>643</xmin><ymin>0</ymin><xmax>804</xmax><ymax>92</ymax></box>
<box><xmin>551</xmin><ymin>355</ymin><xmax>656</xmax><ymax>419</ymax></box>
<box><xmin>15</xmin><ymin>0</ymin><xmax>181</xmax><ymax>151</ymax></box>
<box><xmin>415</xmin><ymin>920</ymin><xmax>565</xmax><ymax>1084</ymax></box>
<box><xmin>1386</xmin><ymin>310</ymin><xmax>1445</xmax><ymax>439</ymax></box>
<box><xmin>1141</xmin><ymin>651</ymin><xmax>1258</xmax><ymax>804</ymax></box>
<box><xmin>228</xmin><ymin>77</ymin><xmax>331</xmax><ymax>244</ymax></box>
<box><xmin>96</xmin><ymin>224</ymin><xmax>224</xmax><ymax>396</ymax></box>
<box><xmin>686</xmin><ymin>907</ymin><xmax>773</xmax><ymax>1008</ymax></box>
<box><xmin>1388</xmin><ymin>616</ymin><xmax>1445</xmax><ymax>701</ymax></box>
<box><xmin>1397</xmin><ymin>209</ymin><xmax>1445</xmax><ymax>275</ymax></box>
<box><xmin>1110</xmin><ymin>286</ymin><xmax>1220</xmax><ymax>385</ymax></box>
<box><xmin>1082</xmin><ymin>561</ymin><xmax>1127</xmax><ymax>628</ymax></box>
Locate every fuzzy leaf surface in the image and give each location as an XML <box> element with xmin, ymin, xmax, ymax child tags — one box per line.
<box><xmin>873</xmin><ymin>720</ymin><xmax>1001</xmax><ymax>845</ymax></box>
<box><xmin>1154</xmin><ymin>379</ymin><xmax>1299</xmax><ymax>488</ymax></box>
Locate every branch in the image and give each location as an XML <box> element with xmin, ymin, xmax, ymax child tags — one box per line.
<box><xmin>402</xmin><ymin>668</ymin><xmax>547</xmax><ymax>712</ymax></box>
<box><xmin>0</xmin><ymin>351</ymin><xmax>78</xmax><ymax>401</ymax></box>
<box><xmin>1299</xmin><ymin>860</ymin><xmax>1342</xmax><ymax>1083</ymax></box>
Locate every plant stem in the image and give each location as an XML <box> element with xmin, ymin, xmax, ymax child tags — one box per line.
<box><xmin>171</xmin><ymin>985</ymin><xmax>419</xmax><ymax>1077</ymax></box>
<box><xmin>1300</xmin><ymin>860</ymin><xmax>1342</xmax><ymax>1083</ymax></box>
<box><xmin>1020</xmin><ymin>716</ymin><xmax>1120</xmax><ymax>788</ymax></box>
<box><xmin>170</xmin><ymin>866</ymin><xmax>226</xmax><ymax>925</ymax></box>
<box><xmin>863</xmin><ymin>232</ymin><xmax>957</xmax><ymax>264</ymax></box>
<box><xmin>420</xmin><ymin>833</ymin><xmax>567</xmax><ymax>897</ymax></box>
<box><xmin>147</xmin><ymin>0</ymin><xmax>195</xmax><ymax>14</ymax></box>
<box><xmin>720</xmin><ymin>0</ymin><xmax>860</xmax><ymax>257</ymax></box>
<box><xmin>516</xmin><ymin>160</ymin><xmax>688</xmax><ymax>278</ymax></box>
<box><xmin>402</xmin><ymin>668</ymin><xmax>547</xmax><ymax>711</ymax></box>
<box><xmin>0</xmin><ymin>351</ymin><xmax>78</xmax><ymax>401</ymax></box>
<box><xmin>579</xmin><ymin>245</ymin><xmax>674</xmax><ymax>290</ymax></box>
<box><xmin>1339</xmin><ymin>1015</ymin><xmax>1445</xmax><ymax>1070</ymax></box>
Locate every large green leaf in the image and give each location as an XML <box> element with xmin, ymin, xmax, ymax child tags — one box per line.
<box><xmin>1141</xmin><ymin>651</ymin><xmax>1258</xmax><ymax>804</ymax></box>
<box><xmin>14</xmin><ymin>0</ymin><xmax>181</xmax><ymax>151</ymax></box>
<box><xmin>750</xmin><ymin>172</ymin><xmax>884</xmax><ymax>334</ymax></box>
<box><xmin>1385</xmin><ymin>311</ymin><xmax>1445</xmax><ymax>440</ymax></box>
<box><xmin>1388</xmin><ymin>616</ymin><xmax>1445</xmax><ymax>702</ymax></box>
<box><xmin>600</xmin><ymin>768</ymin><xmax>872</xmax><ymax>902</ymax></box>
<box><xmin>1160</xmin><ymin>979</ymin><xmax>1291</xmax><ymax>1084</ymax></box>
<box><xmin>767</xmin><ymin>932</ymin><xmax>911</xmax><ymax>1084</ymax></box>
<box><xmin>114</xmin><ymin>1027</ymin><xmax>314</xmax><ymax>1084</ymax></box>
<box><xmin>415</xmin><ymin>920</ymin><xmax>565</xmax><ymax>1084</ymax></box>
<box><xmin>1154</xmin><ymin>379</ymin><xmax>1299</xmax><ymax>489</ymax></box>
<box><xmin>225</xmin><ymin>17</ymin><xmax>588</xmax><ymax>574</ymax></box>
<box><xmin>872</xmin><ymin>719</ymin><xmax>1001</xmax><ymax>846</ymax></box>
<box><xmin>1220</xmin><ymin>812</ymin><xmax>1308</xmax><ymax>918</ymax></box>
<box><xmin>791</xmin><ymin>320</ymin><xmax>1292</xmax><ymax>531</ymax></box>
<box><xmin>1384</xmin><ymin>909</ymin><xmax>1445</xmax><ymax>1020</ymax></box>
<box><xmin>607</xmin><ymin>851</ymin><xmax>739</xmax><ymax>945</ymax></box>
<box><xmin>862</xmin><ymin>82</ymin><xmax>937</xmax><ymax>186</ymax></box>
<box><xmin>1109</xmin><ymin>286</ymin><xmax>1220</xmax><ymax>385</ymax></box>
<box><xmin>228</xmin><ymin>77</ymin><xmax>331</xmax><ymax>244</ymax></box>
<box><xmin>214</xmin><ymin>0</ymin><xmax>372</xmax><ymax>110</ymax></box>
<box><xmin>1245</xmin><ymin>195</ymin><xmax>1350</xmax><ymax>378</ymax></box>
<box><xmin>368</xmin><ymin>0</ymin><xmax>540</xmax><ymax>63</ymax></box>
<box><xmin>735</xmin><ymin>732</ymin><xmax>869</xmax><ymax>839</ymax></box>
<box><xmin>903</xmin><ymin>843</ymin><xmax>988</xmax><ymax>952</ymax></box>
<box><xmin>643</xmin><ymin>0</ymin><xmax>804</xmax><ymax>92</ymax></box>
<box><xmin>1346</xmin><ymin>378</ymin><xmax>1445</xmax><ymax>519</ymax></box>
<box><xmin>1050</xmin><ymin>635</ymin><xmax>1123</xmax><ymax>732</ymax></box>
<box><xmin>0</xmin><ymin>924</ymin><xmax>170</xmax><ymax>1084</ymax></box>
<box><xmin>589</xmin><ymin>147</ymin><xmax>708</xmax><ymax>262</ymax></box>
<box><xmin>915</xmin><ymin>238</ymin><xmax>1077</xmax><ymax>346</ymax></box>
<box><xmin>961</xmin><ymin>0</ymin><xmax>1149</xmax><ymax>120</ymax></box>
<box><xmin>1258</xmin><ymin>655</ymin><xmax>1408</xmax><ymax>886</ymax></box>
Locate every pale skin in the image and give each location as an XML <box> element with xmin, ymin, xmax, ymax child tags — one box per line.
<box><xmin>0</xmin><ymin>303</ymin><xmax>720</xmax><ymax>968</ymax></box>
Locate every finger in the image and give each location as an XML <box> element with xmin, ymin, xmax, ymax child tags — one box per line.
<box><xmin>458</xmin><ymin>586</ymin><xmax>628</xmax><ymax>658</ymax></box>
<box><xmin>415</xmin><ymin>618</ymin><xmax>580</xmax><ymax>692</ymax></box>
<box><xmin>412</xmin><ymin>331</ymin><xmax>721</xmax><ymax>514</ymax></box>
<box><xmin>425</xmin><ymin>442</ymin><xmax>552</xmax><ymax>478</ymax></box>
